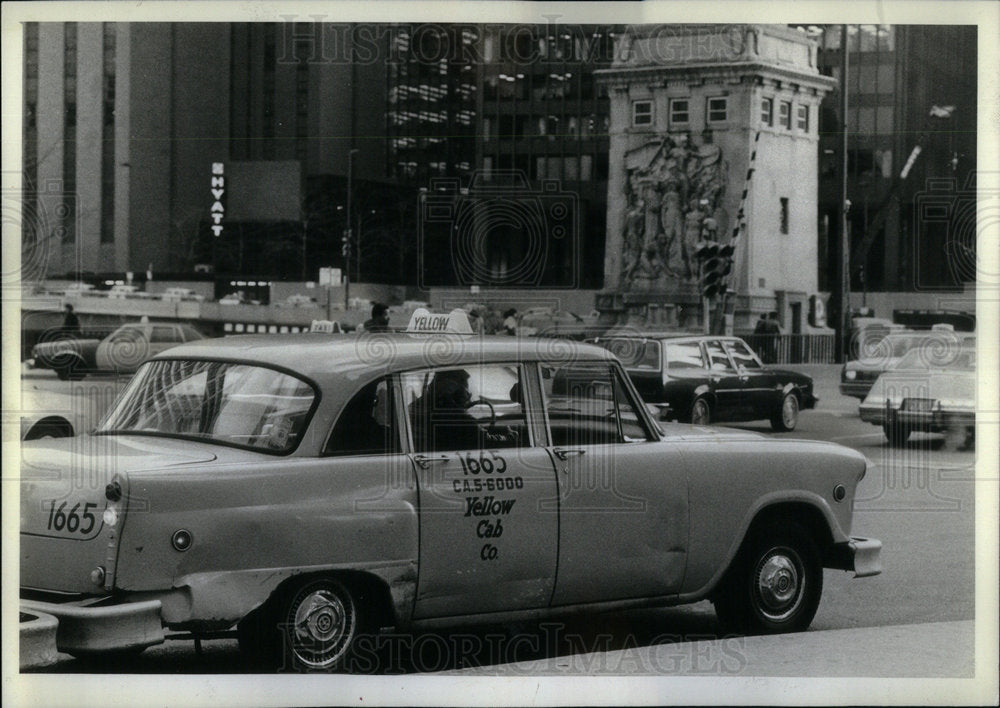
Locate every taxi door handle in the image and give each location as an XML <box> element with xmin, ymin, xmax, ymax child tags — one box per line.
<box><xmin>553</xmin><ymin>447</ymin><xmax>586</xmax><ymax>460</ymax></box>
<box><xmin>413</xmin><ymin>454</ymin><xmax>450</xmax><ymax>469</ymax></box>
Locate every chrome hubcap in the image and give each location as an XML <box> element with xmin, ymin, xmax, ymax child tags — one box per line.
<box><xmin>692</xmin><ymin>401</ymin><xmax>709</xmax><ymax>425</ymax></box>
<box><xmin>782</xmin><ymin>396</ymin><xmax>797</xmax><ymax>427</ymax></box>
<box><xmin>754</xmin><ymin>551</ymin><xmax>802</xmax><ymax>620</ymax></box>
<box><xmin>291</xmin><ymin>588</ymin><xmax>351</xmax><ymax>667</ymax></box>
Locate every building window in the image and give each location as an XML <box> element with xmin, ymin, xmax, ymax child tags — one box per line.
<box><xmin>632</xmin><ymin>100</ymin><xmax>653</xmax><ymax>127</ymax></box>
<box><xmin>707</xmin><ymin>97</ymin><xmax>727</xmax><ymax>123</ymax></box>
<box><xmin>669</xmin><ymin>98</ymin><xmax>689</xmax><ymax>126</ymax></box>
<box><xmin>779</xmin><ymin>101</ymin><xmax>792</xmax><ymax>129</ymax></box>
<box><xmin>780</xmin><ymin>197</ymin><xmax>789</xmax><ymax>234</ymax></box>
<box><xmin>797</xmin><ymin>104</ymin><xmax>809</xmax><ymax>132</ymax></box>
<box><xmin>760</xmin><ymin>97</ymin><xmax>773</xmax><ymax>126</ymax></box>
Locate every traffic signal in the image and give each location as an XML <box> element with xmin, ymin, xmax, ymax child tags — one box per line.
<box><xmin>341</xmin><ymin>229</ymin><xmax>351</xmax><ymax>258</ymax></box>
<box><xmin>698</xmin><ymin>242</ymin><xmax>734</xmax><ymax>298</ymax></box>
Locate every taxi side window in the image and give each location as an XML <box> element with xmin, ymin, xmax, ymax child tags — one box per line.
<box><xmin>324</xmin><ymin>378</ymin><xmax>400</xmax><ymax>456</ymax></box>
<box><xmin>541</xmin><ymin>363</ymin><xmax>652</xmax><ymax>446</ymax></box>
<box><xmin>402</xmin><ymin>365</ymin><xmax>529</xmax><ymax>453</ymax></box>
<box><xmin>704</xmin><ymin>340</ymin><xmax>735</xmax><ymax>372</ymax></box>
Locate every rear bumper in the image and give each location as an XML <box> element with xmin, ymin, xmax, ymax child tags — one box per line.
<box><xmin>19</xmin><ymin>610</ymin><xmax>59</xmax><ymax>670</ymax></box>
<box><xmin>839</xmin><ymin>381</ymin><xmax>872</xmax><ymax>399</ymax></box>
<box><xmin>20</xmin><ymin>597</ymin><xmax>165</xmax><ymax>661</ymax></box>
<box><xmin>860</xmin><ymin>403</ymin><xmax>975</xmax><ymax>430</ymax></box>
<box><xmin>825</xmin><ymin>536</ymin><xmax>882</xmax><ymax>578</ymax></box>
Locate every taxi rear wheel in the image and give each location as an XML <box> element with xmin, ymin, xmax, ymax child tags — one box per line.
<box><xmin>280</xmin><ymin>577</ymin><xmax>365</xmax><ymax>672</ymax></box>
<box><xmin>713</xmin><ymin>522</ymin><xmax>822</xmax><ymax>635</ymax></box>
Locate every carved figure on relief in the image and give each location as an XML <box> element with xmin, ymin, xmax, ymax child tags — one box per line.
<box><xmin>620</xmin><ymin>131</ymin><xmax>728</xmax><ymax>290</ymax></box>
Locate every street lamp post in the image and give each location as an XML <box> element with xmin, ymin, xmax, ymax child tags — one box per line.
<box><xmin>344</xmin><ymin>148</ymin><xmax>359</xmax><ymax>310</ymax></box>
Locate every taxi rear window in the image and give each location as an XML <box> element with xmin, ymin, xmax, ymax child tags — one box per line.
<box><xmin>97</xmin><ymin>359</ymin><xmax>317</xmax><ymax>454</ymax></box>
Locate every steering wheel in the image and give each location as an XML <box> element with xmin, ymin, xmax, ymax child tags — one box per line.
<box><xmin>466</xmin><ymin>397</ymin><xmax>497</xmax><ymax>429</ymax></box>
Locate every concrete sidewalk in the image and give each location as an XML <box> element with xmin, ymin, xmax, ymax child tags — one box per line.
<box><xmin>445</xmin><ymin>620</ymin><xmax>975</xmax><ymax>677</ymax></box>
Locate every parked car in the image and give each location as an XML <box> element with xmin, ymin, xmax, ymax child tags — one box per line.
<box><xmin>20</xmin><ymin>315</ymin><xmax>879</xmax><ymax>671</ymax></box>
<box><xmin>859</xmin><ymin>339</ymin><xmax>975</xmax><ymax>446</ymax></box>
<box><xmin>591</xmin><ymin>333</ymin><xmax>816</xmax><ymax>431</ymax></box>
<box><xmin>29</xmin><ymin>321</ymin><xmax>205</xmax><ymax>380</ymax></box>
<box><xmin>840</xmin><ymin>327</ymin><xmax>974</xmax><ymax>399</ymax></box>
<box><xmin>20</xmin><ymin>377</ymin><xmax>129</xmax><ymax>441</ymax></box>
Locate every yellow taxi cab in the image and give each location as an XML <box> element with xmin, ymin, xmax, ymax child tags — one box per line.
<box><xmin>19</xmin><ymin>309</ymin><xmax>880</xmax><ymax>671</ymax></box>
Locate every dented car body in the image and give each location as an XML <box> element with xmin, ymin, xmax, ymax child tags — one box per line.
<box><xmin>20</xmin><ymin>332</ymin><xmax>880</xmax><ymax>671</ymax></box>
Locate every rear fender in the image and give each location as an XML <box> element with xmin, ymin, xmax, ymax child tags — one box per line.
<box><xmin>148</xmin><ymin>563</ymin><xmax>416</xmax><ymax>630</ymax></box>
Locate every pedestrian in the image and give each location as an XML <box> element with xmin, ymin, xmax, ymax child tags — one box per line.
<box><xmin>763</xmin><ymin>312</ymin><xmax>782</xmax><ymax>363</ymax></box>
<box><xmin>502</xmin><ymin>308</ymin><xmax>518</xmax><ymax>336</ymax></box>
<box><xmin>360</xmin><ymin>303</ymin><xmax>391</xmax><ymax>333</ymax></box>
<box><xmin>468</xmin><ymin>309</ymin><xmax>484</xmax><ymax>335</ymax></box>
<box><xmin>62</xmin><ymin>304</ymin><xmax>81</xmax><ymax>336</ymax></box>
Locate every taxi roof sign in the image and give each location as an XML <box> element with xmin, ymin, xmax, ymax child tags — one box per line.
<box><xmin>405</xmin><ymin>308</ymin><xmax>473</xmax><ymax>334</ymax></box>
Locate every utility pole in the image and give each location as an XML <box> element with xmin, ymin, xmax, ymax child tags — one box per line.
<box><xmin>837</xmin><ymin>24</ymin><xmax>851</xmax><ymax>363</ymax></box>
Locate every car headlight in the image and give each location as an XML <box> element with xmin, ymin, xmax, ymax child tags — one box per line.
<box><xmin>845</xmin><ymin>370</ymin><xmax>857</xmax><ymax>380</ymax></box>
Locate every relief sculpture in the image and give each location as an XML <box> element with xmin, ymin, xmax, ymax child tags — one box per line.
<box><xmin>620</xmin><ymin>131</ymin><xmax>729</xmax><ymax>291</ymax></box>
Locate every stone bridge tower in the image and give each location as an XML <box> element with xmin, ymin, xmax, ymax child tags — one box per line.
<box><xmin>595</xmin><ymin>25</ymin><xmax>835</xmax><ymax>331</ymax></box>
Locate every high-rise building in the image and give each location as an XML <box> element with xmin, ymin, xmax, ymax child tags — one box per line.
<box><xmin>21</xmin><ymin>22</ymin><xmax>977</xmax><ymax>296</ymax></box>
<box><xmin>803</xmin><ymin>24</ymin><xmax>977</xmax><ymax>293</ymax></box>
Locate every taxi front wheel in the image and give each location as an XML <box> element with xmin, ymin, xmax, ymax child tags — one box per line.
<box><xmin>712</xmin><ymin>522</ymin><xmax>822</xmax><ymax>635</ymax></box>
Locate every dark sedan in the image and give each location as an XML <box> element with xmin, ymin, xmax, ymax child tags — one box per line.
<box><xmin>592</xmin><ymin>333</ymin><xmax>817</xmax><ymax>431</ymax></box>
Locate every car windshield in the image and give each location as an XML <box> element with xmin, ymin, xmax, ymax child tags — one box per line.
<box><xmin>597</xmin><ymin>338</ymin><xmax>661</xmax><ymax>370</ymax></box>
<box><xmin>97</xmin><ymin>359</ymin><xmax>316</xmax><ymax>453</ymax></box>
<box><xmin>893</xmin><ymin>347</ymin><xmax>976</xmax><ymax>371</ymax></box>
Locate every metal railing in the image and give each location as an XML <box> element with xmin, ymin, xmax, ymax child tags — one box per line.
<box><xmin>743</xmin><ymin>334</ymin><xmax>836</xmax><ymax>364</ymax></box>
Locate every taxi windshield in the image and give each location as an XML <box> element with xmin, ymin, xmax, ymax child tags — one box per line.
<box><xmin>96</xmin><ymin>359</ymin><xmax>317</xmax><ymax>453</ymax></box>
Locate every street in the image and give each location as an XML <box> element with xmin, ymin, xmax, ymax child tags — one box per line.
<box><xmin>19</xmin><ymin>366</ymin><xmax>978</xmax><ymax>676</ymax></box>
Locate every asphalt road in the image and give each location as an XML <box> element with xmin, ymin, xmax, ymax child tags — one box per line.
<box><xmin>17</xmin><ymin>367</ymin><xmax>979</xmax><ymax>676</ymax></box>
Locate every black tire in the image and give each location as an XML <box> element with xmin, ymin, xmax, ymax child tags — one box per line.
<box><xmin>770</xmin><ymin>392</ymin><xmax>800</xmax><ymax>432</ymax></box>
<box><xmin>883</xmin><ymin>420</ymin><xmax>910</xmax><ymax>446</ymax></box>
<box><xmin>240</xmin><ymin>577</ymin><xmax>367</xmax><ymax>672</ymax></box>
<box><xmin>238</xmin><ymin>602</ymin><xmax>281</xmax><ymax>671</ymax></box>
<box><xmin>713</xmin><ymin>521</ymin><xmax>823</xmax><ymax>635</ymax></box>
<box><xmin>690</xmin><ymin>397</ymin><xmax>711</xmax><ymax>426</ymax></box>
